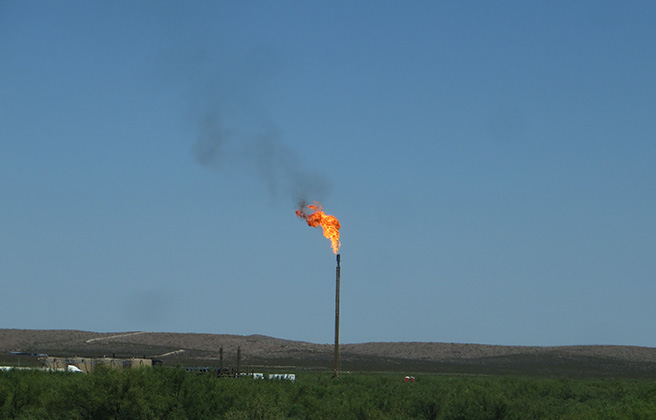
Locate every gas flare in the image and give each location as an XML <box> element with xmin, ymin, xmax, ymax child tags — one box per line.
<box><xmin>296</xmin><ymin>202</ymin><xmax>341</xmax><ymax>254</ymax></box>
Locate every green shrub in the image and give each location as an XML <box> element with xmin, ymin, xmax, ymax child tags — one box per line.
<box><xmin>2</xmin><ymin>369</ymin><xmax>656</xmax><ymax>419</ymax></box>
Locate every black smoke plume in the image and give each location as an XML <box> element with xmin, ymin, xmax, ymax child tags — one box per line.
<box><xmin>184</xmin><ymin>47</ymin><xmax>331</xmax><ymax>206</ymax></box>
<box><xmin>192</xmin><ymin>102</ymin><xmax>330</xmax><ymax>205</ymax></box>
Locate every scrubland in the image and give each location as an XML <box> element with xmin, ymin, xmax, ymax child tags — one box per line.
<box><xmin>2</xmin><ymin>368</ymin><xmax>656</xmax><ymax>419</ymax></box>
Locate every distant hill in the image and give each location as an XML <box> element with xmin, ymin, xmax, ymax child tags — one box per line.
<box><xmin>2</xmin><ymin>329</ymin><xmax>656</xmax><ymax>378</ymax></box>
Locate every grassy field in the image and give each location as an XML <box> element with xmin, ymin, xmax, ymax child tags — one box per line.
<box><xmin>2</xmin><ymin>367</ymin><xmax>656</xmax><ymax>419</ymax></box>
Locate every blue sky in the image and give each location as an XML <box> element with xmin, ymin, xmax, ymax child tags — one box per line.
<box><xmin>2</xmin><ymin>1</ymin><xmax>655</xmax><ymax>346</ymax></box>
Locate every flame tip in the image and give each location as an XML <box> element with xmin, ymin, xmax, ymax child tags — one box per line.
<box><xmin>296</xmin><ymin>201</ymin><xmax>341</xmax><ymax>253</ymax></box>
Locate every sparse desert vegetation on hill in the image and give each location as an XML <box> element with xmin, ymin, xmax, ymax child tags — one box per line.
<box><xmin>2</xmin><ymin>329</ymin><xmax>656</xmax><ymax>377</ymax></box>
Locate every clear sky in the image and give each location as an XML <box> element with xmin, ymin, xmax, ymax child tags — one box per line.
<box><xmin>2</xmin><ymin>1</ymin><xmax>655</xmax><ymax>347</ymax></box>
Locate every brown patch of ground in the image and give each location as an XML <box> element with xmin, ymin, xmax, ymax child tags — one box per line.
<box><xmin>2</xmin><ymin>329</ymin><xmax>656</xmax><ymax>377</ymax></box>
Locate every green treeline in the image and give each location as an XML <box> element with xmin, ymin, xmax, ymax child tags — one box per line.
<box><xmin>2</xmin><ymin>368</ymin><xmax>656</xmax><ymax>419</ymax></box>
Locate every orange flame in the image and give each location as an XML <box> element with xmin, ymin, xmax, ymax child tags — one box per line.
<box><xmin>296</xmin><ymin>202</ymin><xmax>341</xmax><ymax>254</ymax></box>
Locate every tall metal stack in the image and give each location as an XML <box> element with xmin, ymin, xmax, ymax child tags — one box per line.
<box><xmin>334</xmin><ymin>253</ymin><xmax>341</xmax><ymax>378</ymax></box>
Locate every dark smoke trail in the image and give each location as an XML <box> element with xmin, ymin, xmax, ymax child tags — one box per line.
<box><xmin>193</xmin><ymin>103</ymin><xmax>330</xmax><ymax>205</ymax></box>
<box><xmin>193</xmin><ymin>107</ymin><xmax>231</xmax><ymax>167</ymax></box>
<box><xmin>182</xmin><ymin>46</ymin><xmax>331</xmax><ymax>205</ymax></box>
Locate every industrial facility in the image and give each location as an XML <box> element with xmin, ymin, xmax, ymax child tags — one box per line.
<box><xmin>42</xmin><ymin>356</ymin><xmax>155</xmax><ymax>374</ymax></box>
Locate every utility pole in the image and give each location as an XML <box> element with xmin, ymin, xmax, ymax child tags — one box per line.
<box><xmin>237</xmin><ymin>346</ymin><xmax>241</xmax><ymax>377</ymax></box>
